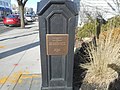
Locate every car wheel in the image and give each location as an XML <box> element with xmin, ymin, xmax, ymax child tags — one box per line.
<box><xmin>4</xmin><ymin>24</ymin><xmax>9</xmax><ymax>26</ymax></box>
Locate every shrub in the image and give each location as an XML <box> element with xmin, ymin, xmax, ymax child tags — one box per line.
<box><xmin>80</xmin><ymin>28</ymin><xmax>120</xmax><ymax>89</ymax></box>
<box><xmin>76</xmin><ymin>21</ymin><xmax>97</xmax><ymax>40</ymax></box>
<box><xmin>76</xmin><ymin>15</ymin><xmax>120</xmax><ymax>39</ymax></box>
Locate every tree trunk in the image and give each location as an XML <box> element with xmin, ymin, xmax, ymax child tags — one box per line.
<box><xmin>19</xmin><ymin>5</ymin><xmax>25</xmax><ymax>28</ymax></box>
<box><xmin>96</xmin><ymin>23</ymin><xmax>101</xmax><ymax>39</ymax></box>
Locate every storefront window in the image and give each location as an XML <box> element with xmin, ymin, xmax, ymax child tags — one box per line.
<box><xmin>0</xmin><ymin>1</ymin><xmax>2</xmax><ymax>5</ymax></box>
<box><xmin>0</xmin><ymin>0</ymin><xmax>12</xmax><ymax>18</ymax></box>
<box><xmin>6</xmin><ymin>2</ymin><xmax>8</xmax><ymax>6</ymax></box>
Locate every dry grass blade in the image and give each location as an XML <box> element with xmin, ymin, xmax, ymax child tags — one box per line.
<box><xmin>81</xmin><ymin>28</ymin><xmax>120</xmax><ymax>88</ymax></box>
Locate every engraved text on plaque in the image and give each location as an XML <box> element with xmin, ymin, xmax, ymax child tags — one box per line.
<box><xmin>46</xmin><ymin>34</ymin><xmax>68</xmax><ymax>55</ymax></box>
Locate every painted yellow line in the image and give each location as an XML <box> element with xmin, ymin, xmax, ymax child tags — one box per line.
<box><xmin>18</xmin><ymin>74</ymin><xmax>41</xmax><ymax>83</ymax></box>
<box><xmin>0</xmin><ymin>46</ymin><xmax>5</xmax><ymax>48</ymax></box>
<box><xmin>0</xmin><ymin>71</ymin><xmax>29</xmax><ymax>84</ymax></box>
<box><xmin>0</xmin><ymin>71</ymin><xmax>41</xmax><ymax>84</ymax></box>
<box><xmin>0</xmin><ymin>77</ymin><xmax>7</xmax><ymax>84</ymax></box>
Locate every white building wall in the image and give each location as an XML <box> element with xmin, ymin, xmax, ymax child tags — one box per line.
<box><xmin>72</xmin><ymin>0</ymin><xmax>118</xmax><ymax>26</ymax></box>
<box><xmin>81</xmin><ymin>0</ymin><xmax>118</xmax><ymax>22</ymax></box>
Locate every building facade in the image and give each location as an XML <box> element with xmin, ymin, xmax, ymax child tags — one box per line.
<box><xmin>0</xmin><ymin>0</ymin><xmax>12</xmax><ymax>20</ymax></box>
<box><xmin>80</xmin><ymin>0</ymin><xmax>116</xmax><ymax>25</ymax></box>
<box><xmin>12</xmin><ymin>4</ymin><xmax>19</xmax><ymax>14</ymax></box>
<box><xmin>25</xmin><ymin>7</ymin><xmax>35</xmax><ymax>15</ymax></box>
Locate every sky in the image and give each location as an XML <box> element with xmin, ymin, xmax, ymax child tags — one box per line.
<box><xmin>11</xmin><ymin>0</ymin><xmax>40</xmax><ymax>12</ymax></box>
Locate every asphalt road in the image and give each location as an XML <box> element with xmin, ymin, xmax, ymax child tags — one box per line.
<box><xmin>0</xmin><ymin>21</ymin><xmax>36</xmax><ymax>34</ymax></box>
<box><xmin>0</xmin><ymin>21</ymin><xmax>17</xmax><ymax>34</ymax></box>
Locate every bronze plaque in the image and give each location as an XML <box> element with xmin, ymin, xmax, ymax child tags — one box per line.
<box><xmin>46</xmin><ymin>34</ymin><xmax>69</xmax><ymax>55</ymax></box>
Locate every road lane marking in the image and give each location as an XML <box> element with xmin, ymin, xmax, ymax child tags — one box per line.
<box><xmin>0</xmin><ymin>46</ymin><xmax>5</xmax><ymax>48</ymax></box>
<box><xmin>0</xmin><ymin>71</ymin><xmax>41</xmax><ymax>84</ymax></box>
<box><xmin>0</xmin><ymin>71</ymin><xmax>29</xmax><ymax>84</ymax></box>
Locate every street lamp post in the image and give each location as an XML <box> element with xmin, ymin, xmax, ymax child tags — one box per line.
<box><xmin>37</xmin><ymin>0</ymin><xmax>78</xmax><ymax>90</ymax></box>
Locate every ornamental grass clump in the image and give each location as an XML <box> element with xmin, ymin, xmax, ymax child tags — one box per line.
<box><xmin>81</xmin><ymin>28</ymin><xmax>120</xmax><ymax>89</ymax></box>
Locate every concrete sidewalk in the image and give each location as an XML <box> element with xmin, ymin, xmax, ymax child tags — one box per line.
<box><xmin>0</xmin><ymin>22</ymin><xmax>41</xmax><ymax>90</ymax></box>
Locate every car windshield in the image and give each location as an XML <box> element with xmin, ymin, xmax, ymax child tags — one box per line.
<box><xmin>6</xmin><ymin>15</ymin><xmax>19</xmax><ymax>18</ymax></box>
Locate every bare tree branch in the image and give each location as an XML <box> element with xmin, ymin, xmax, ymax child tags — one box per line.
<box><xmin>104</xmin><ymin>0</ymin><xmax>120</xmax><ymax>14</ymax></box>
<box><xmin>23</xmin><ymin>0</ymin><xmax>28</xmax><ymax>6</ymax></box>
<box><xmin>17</xmin><ymin>0</ymin><xmax>28</xmax><ymax>6</ymax></box>
<box><xmin>106</xmin><ymin>1</ymin><xmax>116</xmax><ymax>11</ymax></box>
<box><xmin>16</xmin><ymin>0</ymin><xmax>21</xmax><ymax>5</ymax></box>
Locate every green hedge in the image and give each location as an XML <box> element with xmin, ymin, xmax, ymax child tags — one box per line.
<box><xmin>76</xmin><ymin>15</ymin><xmax>120</xmax><ymax>39</ymax></box>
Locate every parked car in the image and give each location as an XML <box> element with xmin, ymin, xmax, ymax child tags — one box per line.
<box><xmin>3</xmin><ymin>14</ymin><xmax>28</xmax><ymax>26</ymax></box>
<box><xmin>25</xmin><ymin>14</ymin><xmax>36</xmax><ymax>22</ymax></box>
<box><xmin>3</xmin><ymin>14</ymin><xmax>20</xmax><ymax>26</ymax></box>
